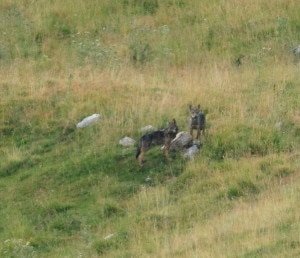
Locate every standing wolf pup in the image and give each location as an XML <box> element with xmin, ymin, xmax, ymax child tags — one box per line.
<box><xmin>136</xmin><ymin>119</ymin><xmax>179</xmax><ymax>166</ymax></box>
<box><xmin>189</xmin><ymin>105</ymin><xmax>206</xmax><ymax>139</ymax></box>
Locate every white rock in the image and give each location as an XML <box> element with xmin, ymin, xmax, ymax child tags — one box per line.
<box><xmin>104</xmin><ymin>234</ymin><xmax>114</xmax><ymax>240</ymax></box>
<box><xmin>183</xmin><ymin>145</ymin><xmax>199</xmax><ymax>159</ymax></box>
<box><xmin>292</xmin><ymin>45</ymin><xmax>300</xmax><ymax>55</ymax></box>
<box><xmin>170</xmin><ymin>131</ymin><xmax>193</xmax><ymax>152</ymax></box>
<box><xmin>119</xmin><ymin>136</ymin><xmax>135</xmax><ymax>147</ymax></box>
<box><xmin>140</xmin><ymin>125</ymin><xmax>155</xmax><ymax>132</ymax></box>
<box><xmin>76</xmin><ymin>114</ymin><xmax>101</xmax><ymax>128</ymax></box>
<box><xmin>275</xmin><ymin>121</ymin><xmax>282</xmax><ymax>129</ymax></box>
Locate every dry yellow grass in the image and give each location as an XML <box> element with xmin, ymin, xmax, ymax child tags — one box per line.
<box><xmin>119</xmin><ymin>154</ymin><xmax>300</xmax><ymax>257</ymax></box>
<box><xmin>166</xmin><ymin>174</ymin><xmax>300</xmax><ymax>257</ymax></box>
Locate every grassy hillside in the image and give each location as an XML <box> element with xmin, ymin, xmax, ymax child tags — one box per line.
<box><xmin>0</xmin><ymin>0</ymin><xmax>299</xmax><ymax>257</ymax></box>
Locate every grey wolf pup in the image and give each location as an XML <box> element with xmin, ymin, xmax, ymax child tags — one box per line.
<box><xmin>136</xmin><ymin>119</ymin><xmax>179</xmax><ymax>166</ymax></box>
<box><xmin>189</xmin><ymin>105</ymin><xmax>206</xmax><ymax>139</ymax></box>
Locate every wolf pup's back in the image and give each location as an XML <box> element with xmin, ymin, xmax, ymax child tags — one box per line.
<box><xmin>136</xmin><ymin>119</ymin><xmax>178</xmax><ymax>166</ymax></box>
<box><xmin>136</xmin><ymin>130</ymin><xmax>165</xmax><ymax>159</ymax></box>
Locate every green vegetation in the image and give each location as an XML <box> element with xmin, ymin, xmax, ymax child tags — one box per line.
<box><xmin>0</xmin><ymin>0</ymin><xmax>299</xmax><ymax>257</ymax></box>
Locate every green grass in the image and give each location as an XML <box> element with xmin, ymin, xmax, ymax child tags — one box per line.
<box><xmin>1</xmin><ymin>0</ymin><xmax>300</xmax><ymax>257</ymax></box>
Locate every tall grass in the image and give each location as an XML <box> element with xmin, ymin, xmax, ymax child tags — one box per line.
<box><xmin>0</xmin><ymin>0</ymin><xmax>299</xmax><ymax>257</ymax></box>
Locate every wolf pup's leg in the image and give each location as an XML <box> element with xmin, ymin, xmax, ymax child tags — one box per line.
<box><xmin>137</xmin><ymin>148</ymin><xmax>145</xmax><ymax>166</ymax></box>
<box><xmin>163</xmin><ymin>146</ymin><xmax>170</xmax><ymax>160</ymax></box>
<box><xmin>136</xmin><ymin>136</ymin><xmax>147</xmax><ymax>166</ymax></box>
<box><xmin>136</xmin><ymin>143</ymin><xmax>144</xmax><ymax>166</ymax></box>
<box><xmin>196</xmin><ymin>128</ymin><xmax>200</xmax><ymax>139</ymax></box>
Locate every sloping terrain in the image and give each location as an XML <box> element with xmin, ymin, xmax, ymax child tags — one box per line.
<box><xmin>0</xmin><ymin>0</ymin><xmax>299</xmax><ymax>257</ymax></box>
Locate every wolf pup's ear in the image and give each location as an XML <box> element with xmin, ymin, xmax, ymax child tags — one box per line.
<box><xmin>172</xmin><ymin>118</ymin><xmax>176</xmax><ymax>124</ymax></box>
<box><xmin>189</xmin><ymin>104</ymin><xmax>192</xmax><ymax>110</ymax></box>
<box><xmin>197</xmin><ymin>104</ymin><xmax>201</xmax><ymax>109</ymax></box>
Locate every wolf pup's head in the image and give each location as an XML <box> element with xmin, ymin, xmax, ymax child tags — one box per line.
<box><xmin>189</xmin><ymin>104</ymin><xmax>201</xmax><ymax>119</ymax></box>
<box><xmin>166</xmin><ymin>119</ymin><xmax>179</xmax><ymax>135</ymax></box>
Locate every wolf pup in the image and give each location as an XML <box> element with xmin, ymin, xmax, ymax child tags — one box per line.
<box><xmin>136</xmin><ymin>119</ymin><xmax>179</xmax><ymax>166</ymax></box>
<box><xmin>189</xmin><ymin>105</ymin><xmax>206</xmax><ymax>139</ymax></box>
